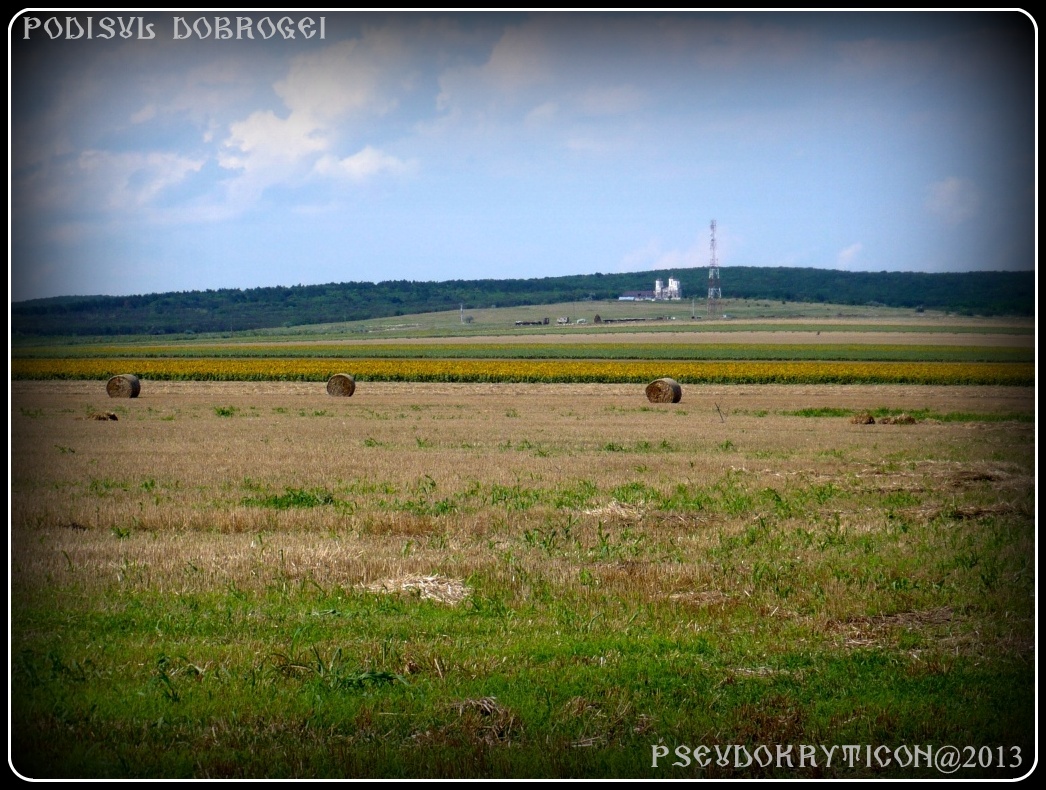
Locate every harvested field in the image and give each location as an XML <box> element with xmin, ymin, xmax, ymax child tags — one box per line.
<box><xmin>9</xmin><ymin>379</ymin><xmax>1035</xmax><ymax>779</ymax></box>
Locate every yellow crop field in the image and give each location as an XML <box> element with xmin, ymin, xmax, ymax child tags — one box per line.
<box><xmin>10</xmin><ymin>356</ymin><xmax>1034</xmax><ymax>386</ymax></box>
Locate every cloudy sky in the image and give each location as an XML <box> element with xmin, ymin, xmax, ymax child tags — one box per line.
<box><xmin>9</xmin><ymin>10</ymin><xmax>1035</xmax><ymax>302</ymax></box>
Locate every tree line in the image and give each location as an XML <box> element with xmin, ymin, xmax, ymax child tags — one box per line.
<box><xmin>11</xmin><ymin>268</ymin><xmax>1033</xmax><ymax>336</ymax></box>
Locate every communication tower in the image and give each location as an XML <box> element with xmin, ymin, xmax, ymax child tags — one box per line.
<box><xmin>707</xmin><ymin>219</ymin><xmax>722</xmax><ymax>318</ymax></box>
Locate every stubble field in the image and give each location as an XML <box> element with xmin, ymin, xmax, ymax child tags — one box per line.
<box><xmin>9</xmin><ymin>375</ymin><xmax>1035</xmax><ymax>778</ymax></box>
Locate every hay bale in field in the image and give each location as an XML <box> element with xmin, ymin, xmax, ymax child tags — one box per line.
<box><xmin>849</xmin><ymin>412</ymin><xmax>875</xmax><ymax>424</ymax></box>
<box><xmin>326</xmin><ymin>373</ymin><xmax>356</xmax><ymax>397</ymax></box>
<box><xmin>880</xmin><ymin>413</ymin><xmax>917</xmax><ymax>425</ymax></box>
<box><xmin>645</xmin><ymin>377</ymin><xmax>682</xmax><ymax>403</ymax></box>
<box><xmin>106</xmin><ymin>374</ymin><xmax>140</xmax><ymax>398</ymax></box>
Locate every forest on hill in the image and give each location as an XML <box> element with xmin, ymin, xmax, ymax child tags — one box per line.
<box><xmin>11</xmin><ymin>267</ymin><xmax>1034</xmax><ymax>337</ymax></box>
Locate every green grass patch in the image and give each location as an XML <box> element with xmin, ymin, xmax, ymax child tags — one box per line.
<box><xmin>242</xmin><ymin>487</ymin><xmax>341</xmax><ymax>509</ymax></box>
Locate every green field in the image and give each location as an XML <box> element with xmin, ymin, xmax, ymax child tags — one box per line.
<box><xmin>9</xmin><ymin>306</ymin><xmax>1036</xmax><ymax>779</ymax></box>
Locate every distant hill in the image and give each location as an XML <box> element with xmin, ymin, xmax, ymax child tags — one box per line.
<box><xmin>10</xmin><ymin>268</ymin><xmax>1034</xmax><ymax>337</ymax></box>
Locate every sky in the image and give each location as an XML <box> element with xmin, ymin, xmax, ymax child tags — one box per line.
<box><xmin>8</xmin><ymin>10</ymin><xmax>1037</xmax><ymax>302</ymax></box>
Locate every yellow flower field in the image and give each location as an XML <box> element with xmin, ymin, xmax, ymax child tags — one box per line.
<box><xmin>10</xmin><ymin>357</ymin><xmax>1034</xmax><ymax>386</ymax></box>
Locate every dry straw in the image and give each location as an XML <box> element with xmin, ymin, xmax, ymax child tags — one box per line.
<box><xmin>879</xmin><ymin>413</ymin><xmax>917</xmax><ymax>425</ymax></box>
<box><xmin>106</xmin><ymin>374</ymin><xmax>140</xmax><ymax>398</ymax></box>
<box><xmin>850</xmin><ymin>413</ymin><xmax>875</xmax><ymax>424</ymax></box>
<box><xmin>326</xmin><ymin>373</ymin><xmax>356</xmax><ymax>397</ymax></box>
<box><xmin>363</xmin><ymin>575</ymin><xmax>470</xmax><ymax>605</ymax></box>
<box><xmin>645</xmin><ymin>377</ymin><xmax>682</xmax><ymax>403</ymax></box>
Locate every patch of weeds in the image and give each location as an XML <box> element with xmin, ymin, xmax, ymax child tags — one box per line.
<box><xmin>465</xmin><ymin>593</ymin><xmax>510</xmax><ymax>618</ymax></box>
<box><xmin>662</xmin><ymin>483</ymin><xmax>712</xmax><ymax>512</ymax></box>
<box><xmin>811</xmin><ymin>482</ymin><xmax>838</xmax><ymax>504</ymax></box>
<box><xmin>714</xmin><ymin>472</ymin><xmax>754</xmax><ymax>516</ymax></box>
<box><xmin>415</xmin><ymin>437</ymin><xmax>434</xmax><ymax>448</ymax></box>
<box><xmin>818</xmin><ymin>448</ymin><xmax>847</xmax><ymax>461</ymax></box>
<box><xmin>213</xmin><ymin>406</ymin><xmax>239</xmax><ymax>417</ymax></box>
<box><xmin>881</xmin><ymin>490</ymin><xmax>920</xmax><ymax>509</ymax></box>
<box><xmin>88</xmin><ymin>478</ymin><xmax>129</xmax><ymax>496</ymax></box>
<box><xmin>153</xmin><ymin>655</ymin><xmax>181</xmax><ymax>703</ymax></box>
<box><xmin>751</xmin><ymin>558</ymin><xmax>797</xmax><ymax>598</ymax></box>
<box><xmin>554</xmin><ymin>480</ymin><xmax>598</xmax><ymax>509</ymax></box>
<box><xmin>269</xmin><ymin>645</ymin><xmax>402</xmax><ymax>694</ymax></box>
<box><xmin>490</xmin><ymin>482</ymin><xmax>543</xmax><ymax>511</ymax></box>
<box><xmin>505</xmin><ymin>408</ymin><xmax>519</xmax><ymax>418</ymax></box>
<box><xmin>20</xmin><ymin>408</ymin><xmax>46</xmax><ymax>418</ymax></box>
<box><xmin>363</xmin><ymin>437</ymin><xmax>386</xmax><ymax>448</ymax></box>
<box><xmin>54</xmin><ymin>445</ymin><xmax>76</xmax><ymax>454</ymax></box>
<box><xmin>111</xmin><ymin>526</ymin><xmax>132</xmax><ymax>539</ymax></box>
<box><xmin>243</xmin><ymin>487</ymin><xmax>341</xmax><ymax>509</ymax></box>
<box><xmin>716</xmin><ymin>439</ymin><xmax>736</xmax><ymax>452</ymax></box>
<box><xmin>602</xmin><ymin>442</ymin><xmax>627</xmax><ymax>452</ymax></box>
<box><xmin>787</xmin><ymin>407</ymin><xmax>854</xmax><ymax>418</ymax></box>
<box><xmin>271</xmin><ymin>407</ymin><xmax>287</xmax><ymax>414</ymax></box>
<box><xmin>402</xmin><ymin>496</ymin><xmax>458</xmax><ymax>517</ymax></box>
<box><xmin>761</xmin><ymin>488</ymin><xmax>795</xmax><ymax>519</ymax></box>
<box><xmin>612</xmin><ymin>481</ymin><xmax>661</xmax><ymax>506</ymax></box>
<box><xmin>588</xmin><ymin>522</ymin><xmax>645</xmax><ymax>561</ymax></box>
<box><xmin>523</xmin><ymin>516</ymin><xmax>575</xmax><ymax>557</ymax></box>
<box><xmin>873</xmin><ymin>408</ymin><xmax>1032</xmax><ymax>424</ymax></box>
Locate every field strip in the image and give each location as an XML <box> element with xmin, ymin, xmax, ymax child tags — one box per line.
<box><xmin>278</xmin><ymin>330</ymin><xmax>1036</xmax><ymax>347</ymax></box>
<box><xmin>11</xmin><ymin>379</ymin><xmax>1035</xmax><ymax>414</ymax></box>
<box><xmin>11</xmin><ymin>357</ymin><xmax>1034</xmax><ymax>386</ymax></box>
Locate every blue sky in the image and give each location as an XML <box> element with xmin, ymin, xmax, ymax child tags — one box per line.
<box><xmin>9</xmin><ymin>10</ymin><xmax>1036</xmax><ymax>302</ymax></box>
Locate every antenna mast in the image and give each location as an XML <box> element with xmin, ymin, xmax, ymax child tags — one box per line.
<box><xmin>707</xmin><ymin>219</ymin><xmax>722</xmax><ymax>319</ymax></box>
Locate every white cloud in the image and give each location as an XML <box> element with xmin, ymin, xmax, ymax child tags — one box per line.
<box><xmin>218</xmin><ymin>28</ymin><xmax>423</xmax><ymax>204</ymax></box>
<box><xmin>130</xmin><ymin>104</ymin><xmax>157</xmax><ymax>124</ymax></box>
<box><xmin>925</xmin><ymin>177</ymin><xmax>980</xmax><ymax>225</ymax></box>
<box><xmin>76</xmin><ymin>149</ymin><xmax>205</xmax><ymax>211</ymax></box>
<box><xmin>273</xmin><ymin>36</ymin><xmax>403</xmax><ymax>123</ymax></box>
<box><xmin>314</xmin><ymin>146</ymin><xmax>414</xmax><ymax>181</ymax></box>
<box><xmin>221</xmin><ymin>110</ymin><xmax>328</xmax><ymax>170</ymax></box>
<box><xmin>837</xmin><ymin>242</ymin><xmax>863</xmax><ymax>269</ymax></box>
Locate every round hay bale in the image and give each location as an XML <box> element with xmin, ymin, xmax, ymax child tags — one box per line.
<box><xmin>645</xmin><ymin>377</ymin><xmax>682</xmax><ymax>404</ymax></box>
<box><xmin>106</xmin><ymin>374</ymin><xmax>140</xmax><ymax>398</ymax></box>
<box><xmin>326</xmin><ymin>373</ymin><xmax>356</xmax><ymax>397</ymax></box>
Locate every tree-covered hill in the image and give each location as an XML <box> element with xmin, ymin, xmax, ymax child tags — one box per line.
<box><xmin>10</xmin><ymin>267</ymin><xmax>1034</xmax><ymax>337</ymax></box>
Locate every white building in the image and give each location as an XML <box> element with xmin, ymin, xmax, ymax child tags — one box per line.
<box><xmin>654</xmin><ymin>277</ymin><xmax>682</xmax><ymax>300</ymax></box>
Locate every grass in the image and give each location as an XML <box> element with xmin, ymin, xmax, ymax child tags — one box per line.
<box><xmin>9</xmin><ymin>380</ymin><xmax>1035</xmax><ymax>779</ymax></box>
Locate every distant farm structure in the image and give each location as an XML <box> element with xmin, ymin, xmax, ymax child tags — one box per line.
<box><xmin>619</xmin><ymin>277</ymin><xmax>682</xmax><ymax>302</ymax></box>
<box><xmin>515</xmin><ymin>318</ymin><xmax>550</xmax><ymax>327</ymax></box>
